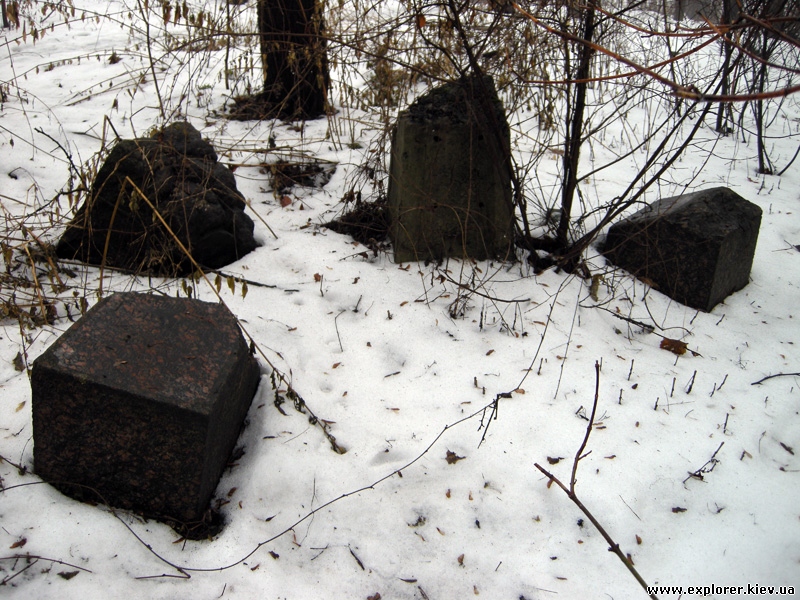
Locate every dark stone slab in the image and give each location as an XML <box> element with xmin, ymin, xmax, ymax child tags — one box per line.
<box><xmin>31</xmin><ymin>292</ymin><xmax>261</xmax><ymax>536</ymax></box>
<box><xmin>56</xmin><ymin>122</ymin><xmax>258</xmax><ymax>276</ymax></box>
<box><xmin>602</xmin><ymin>187</ymin><xmax>761</xmax><ymax>312</ymax></box>
<box><xmin>388</xmin><ymin>75</ymin><xmax>515</xmax><ymax>263</ymax></box>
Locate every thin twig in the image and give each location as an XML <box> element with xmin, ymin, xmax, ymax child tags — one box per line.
<box><xmin>751</xmin><ymin>372</ymin><xmax>800</xmax><ymax>385</ymax></box>
<box><xmin>534</xmin><ymin>361</ymin><xmax>657</xmax><ymax>599</ymax></box>
<box><xmin>571</xmin><ymin>361</ymin><xmax>601</xmax><ymax>493</ymax></box>
<box><xmin>683</xmin><ymin>441</ymin><xmax>724</xmax><ymax>484</ymax></box>
<box><xmin>136</xmin><ymin>398</ymin><xmax>505</xmax><ymax>577</ymax></box>
<box><xmin>127</xmin><ymin>177</ymin><xmax>345</xmax><ymax>453</ymax></box>
<box><xmin>534</xmin><ymin>463</ymin><xmax>658</xmax><ymax>599</ymax></box>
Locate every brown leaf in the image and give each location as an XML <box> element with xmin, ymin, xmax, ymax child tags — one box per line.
<box><xmin>660</xmin><ymin>338</ymin><xmax>688</xmax><ymax>356</ymax></box>
<box><xmin>280</xmin><ymin>195</ymin><xmax>292</xmax><ymax>207</ymax></box>
<box><xmin>547</xmin><ymin>456</ymin><xmax>563</xmax><ymax>465</ymax></box>
<box><xmin>367</xmin><ymin>594</ymin><xmax>382</xmax><ymax>600</ymax></box>
<box><xmin>12</xmin><ymin>351</ymin><xmax>25</xmax><ymax>372</ymax></box>
<box><xmin>9</xmin><ymin>538</ymin><xmax>27</xmax><ymax>549</ymax></box>
<box><xmin>58</xmin><ymin>571</ymin><xmax>79</xmax><ymax>580</ymax></box>
<box><xmin>416</xmin><ymin>14</ymin><xmax>426</xmax><ymax>28</ymax></box>
<box><xmin>672</xmin><ymin>506</ymin><xmax>687</xmax><ymax>513</ymax></box>
<box><xmin>445</xmin><ymin>450</ymin><xmax>466</xmax><ymax>464</ymax></box>
<box><xmin>314</xmin><ymin>273</ymin><xmax>322</xmax><ymax>282</ymax></box>
<box><xmin>779</xmin><ymin>442</ymin><xmax>795</xmax><ymax>455</ymax></box>
<box><xmin>457</xmin><ymin>553</ymin><xmax>465</xmax><ymax>566</ymax></box>
<box><xmin>635</xmin><ymin>534</ymin><xmax>642</xmax><ymax>545</ymax></box>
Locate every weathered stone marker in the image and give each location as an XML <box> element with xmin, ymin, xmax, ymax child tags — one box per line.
<box><xmin>31</xmin><ymin>292</ymin><xmax>261</xmax><ymax>537</ymax></box>
<box><xmin>388</xmin><ymin>75</ymin><xmax>515</xmax><ymax>263</ymax></box>
<box><xmin>56</xmin><ymin>122</ymin><xmax>258</xmax><ymax>276</ymax></box>
<box><xmin>602</xmin><ymin>187</ymin><xmax>761</xmax><ymax>312</ymax></box>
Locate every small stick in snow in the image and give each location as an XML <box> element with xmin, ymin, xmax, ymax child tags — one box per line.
<box><xmin>750</xmin><ymin>372</ymin><xmax>800</xmax><ymax>385</ymax></box>
<box><xmin>683</xmin><ymin>441</ymin><xmax>725</xmax><ymax>484</ymax></box>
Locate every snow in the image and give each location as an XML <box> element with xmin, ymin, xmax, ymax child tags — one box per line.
<box><xmin>1</xmin><ymin>1</ymin><xmax>799</xmax><ymax>599</ymax></box>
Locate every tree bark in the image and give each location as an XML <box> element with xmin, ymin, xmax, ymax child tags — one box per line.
<box><xmin>257</xmin><ymin>0</ymin><xmax>329</xmax><ymax>119</ymax></box>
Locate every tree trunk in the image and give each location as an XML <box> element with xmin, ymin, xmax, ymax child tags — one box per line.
<box><xmin>257</xmin><ymin>0</ymin><xmax>329</xmax><ymax>120</ymax></box>
<box><xmin>715</xmin><ymin>0</ymin><xmax>734</xmax><ymax>134</ymax></box>
<box><xmin>556</xmin><ymin>2</ymin><xmax>596</xmax><ymax>251</ymax></box>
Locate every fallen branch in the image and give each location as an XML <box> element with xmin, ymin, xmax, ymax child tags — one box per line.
<box><xmin>534</xmin><ymin>361</ymin><xmax>658</xmax><ymax>600</ymax></box>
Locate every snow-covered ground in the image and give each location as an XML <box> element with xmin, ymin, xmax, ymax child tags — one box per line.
<box><xmin>1</xmin><ymin>1</ymin><xmax>798</xmax><ymax>598</ymax></box>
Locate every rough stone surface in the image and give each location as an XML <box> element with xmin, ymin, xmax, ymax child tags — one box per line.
<box><xmin>56</xmin><ymin>122</ymin><xmax>258</xmax><ymax>276</ymax></box>
<box><xmin>31</xmin><ymin>292</ymin><xmax>261</xmax><ymax>535</ymax></box>
<box><xmin>602</xmin><ymin>187</ymin><xmax>762</xmax><ymax>312</ymax></box>
<box><xmin>388</xmin><ymin>75</ymin><xmax>515</xmax><ymax>263</ymax></box>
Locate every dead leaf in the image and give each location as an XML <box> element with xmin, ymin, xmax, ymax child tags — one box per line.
<box><xmin>58</xmin><ymin>571</ymin><xmax>79</xmax><ymax>580</ymax></box>
<box><xmin>416</xmin><ymin>13</ymin><xmax>426</xmax><ymax>28</ymax></box>
<box><xmin>9</xmin><ymin>538</ymin><xmax>26</xmax><ymax>549</ymax></box>
<box><xmin>332</xmin><ymin>362</ymin><xmax>342</xmax><ymax>369</ymax></box>
<box><xmin>672</xmin><ymin>506</ymin><xmax>687</xmax><ymax>513</ymax></box>
<box><xmin>547</xmin><ymin>456</ymin><xmax>563</xmax><ymax>465</ymax></box>
<box><xmin>660</xmin><ymin>338</ymin><xmax>688</xmax><ymax>356</ymax></box>
<box><xmin>280</xmin><ymin>195</ymin><xmax>292</xmax><ymax>207</ymax></box>
<box><xmin>408</xmin><ymin>515</ymin><xmax>426</xmax><ymax>527</ymax></box>
<box><xmin>486</xmin><ymin>349</ymin><xmax>495</xmax><ymax>356</ymax></box>
<box><xmin>12</xmin><ymin>351</ymin><xmax>25</xmax><ymax>372</ymax></box>
<box><xmin>314</xmin><ymin>273</ymin><xmax>322</xmax><ymax>283</ymax></box>
<box><xmin>635</xmin><ymin>534</ymin><xmax>642</xmax><ymax>545</ymax></box>
<box><xmin>779</xmin><ymin>442</ymin><xmax>795</xmax><ymax>455</ymax></box>
<box><xmin>457</xmin><ymin>553</ymin><xmax>465</xmax><ymax>566</ymax></box>
<box><xmin>15</xmin><ymin>401</ymin><xmax>25</xmax><ymax>413</ymax></box>
<box><xmin>446</xmin><ymin>450</ymin><xmax>466</xmax><ymax>464</ymax></box>
<box><xmin>367</xmin><ymin>594</ymin><xmax>382</xmax><ymax>600</ymax></box>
